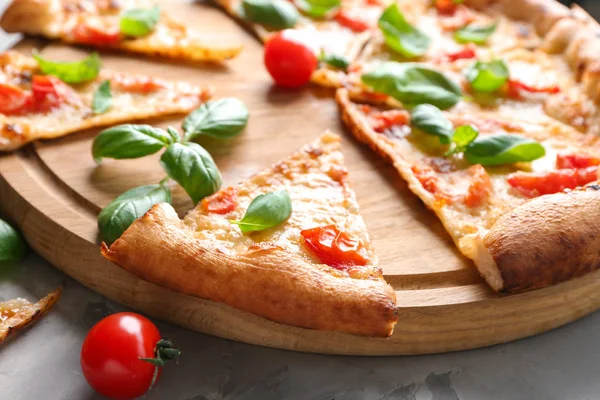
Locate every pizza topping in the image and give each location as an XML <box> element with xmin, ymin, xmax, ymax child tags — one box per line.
<box><xmin>411</xmin><ymin>164</ymin><xmax>457</xmax><ymax>202</ymax></box>
<box><xmin>294</xmin><ymin>0</ymin><xmax>340</xmax><ymax>18</ymax></box>
<box><xmin>264</xmin><ymin>30</ymin><xmax>318</xmax><ymax>88</ymax></box>
<box><xmin>440</xmin><ymin>43</ymin><xmax>477</xmax><ymax>63</ymax></box>
<box><xmin>110</xmin><ymin>73</ymin><xmax>167</xmax><ymax>93</ymax></box>
<box><xmin>300</xmin><ymin>225</ymin><xmax>368</xmax><ymax>270</ymax></box>
<box><xmin>319</xmin><ymin>52</ymin><xmax>350</xmax><ymax>71</ymax></box>
<box><xmin>0</xmin><ymin>83</ymin><xmax>31</xmax><ymax>115</ymax></box>
<box><xmin>464</xmin><ymin>164</ymin><xmax>492</xmax><ymax>208</ymax></box>
<box><xmin>434</xmin><ymin>0</ymin><xmax>461</xmax><ymax>15</ymax></box>
<box><xmin>31</xmin><ymin>75</ymin><xmax>79</xmax><ymax>113</ymax></box>
<box><xmin>506</xmin><ymin>79</ymin><xmax>560</xmax><ymax>99</ymax></box>
<box><xmin>556</xmin><ymin>153</ymin><xmax>600</xmax><ymax>169</ymax></box>
<box><xmin>72</xmin><ymin>23</ymin><xmax>122</xmax><ymax>46</ymax></box>
<box><xmin>242</xmin><ymin>0</ymin><xmax>299</xmax><ymax>30</ymax></box>
<box><xmin>334</xmin><ymin>10</ymin><xmax>371</xmax><ymax>32</ymax></box>
<box><xmin>454</xmin><ymin>22</ymin><xmax>497</xmax><ymax>45</ymax></box>
<box><xmin>410</xmin><ymin>104</ymin><xmax>453</xmax><ymax>144</ymax></box>
<box><xmin>202</xmin><ymin>187</ymin><xmax>237</xmax><ymax>214</ymax></box>
<box><xmin>378</xmin><ymin>4</ymin><xmax>431</xmax><ymax>58</ymax></box>
<box><xmin>438</xmin><ymin>4</ymin><xmax>475</xmax><ymax>31</ymax></box>
<box><xmin>91</xmin><ymin>80</ymin><xmax>112</xmax><ymax>114</ymax></box>
<box><xmin>360</xmin><ymin>105</ymin><xmax>410</xmax><ymax>133</ymax></box>
<box><xmin>462</xmin><ymin>133</ymin><xmax>545</xmax><ymax>166</ymax></box>
<box><xmin>507</xmin><ymin>167</ymin><xmax>599</xmax><ymax>198</ymax></box>
<box><xmin>231</xmin><ymin>190</ymin><xmax>292</xmax><ymax>233</ymax></box>
<box><xmin>362</xmin><ymin>62</ymin><xmax>462</xmax><ymax>109</ymax></box>
<box><xmin>33</xmin><ymin>52</ymin><xmax>101</xmax><ymax>84</ymax></box>
<box><xmin>119</xmin><ymin>6</ymin><xmax>160</xmax><ymax>37</ymax></box>
<box><xmin>0</xmin><ymin>218</ymin><xmax>26</xmax><ymax>263</ymax></box>
<box><xmin>465</xmin><ymin>60</ymin><xmax>509</xmax><ymax>93</ymax></box>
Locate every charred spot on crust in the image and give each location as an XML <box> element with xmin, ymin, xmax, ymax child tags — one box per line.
<box><xmin>587</xmin><ymin>184</ymin><xmax>600</xmax><ymax>191</ymax></box>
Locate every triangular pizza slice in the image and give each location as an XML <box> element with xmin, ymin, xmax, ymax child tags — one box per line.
<box><xmin>102</xmin><ymin>132</ymin><xmax>398</xmax><ymax>337</ymax></box>
<box><xmin>0</xmin><ymin>0</ymin><xmax>242</xmax><ymax>62</ymax></box>
<box><xmin>0</xmin><ymin>51</ymin><xmax>212</xmax><ymax>151</ymax></box>
<box><xmin>0</xmin><ymin>289</ymin><xmax>61</xmax><ymax>344</ymax></box>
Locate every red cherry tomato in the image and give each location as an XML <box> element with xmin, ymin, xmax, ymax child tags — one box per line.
<box><xmin>202</xmin><ymin>187</ymin><xmax>237</xmax><ymax>214</ymax></box>
<box><xmin>301</xmin><ymin>225</ymin><xmax>368</xmax><ymax>270</ymax></box>
<box><xmin>464</xmin><ymin>164</ymin><xmax>492</xmax><ymax>208</ymax></box>
<box><xmin>0</xmin><ymin>83</ymin><xmax>32</xmax><ymax>115</ymax></box>
<box><xmin>556</xmin><ymin>153</ymin><xmax>600</xmax><ymax>169</ymax></box>
<box><xmin>72</xmin><ymin>23</ymin><xmax>121</xmax><ymax>46</ymax></box>
<box><xmin>334</xmin><ymin>10</ymin><xmax>371</xmax><ymax>32</ymax></box>
<box><xmin>81</xmin><ymin>312</ymin><xmax>179</xmax><ymax>400</ymax></box>
<box><xmin>31</xmin><ymin>75</ymin><xmax>75</xmax><ymax>112</ymax></box>
<box><xmin>507</xmin><ymin>167</ymin><xmax>599</xmax><ymax>198</ymax></box>
<box><xmin>264</xmin><ymin>30</ymin><xmax>318</xmax><ymax>88</ymax></box>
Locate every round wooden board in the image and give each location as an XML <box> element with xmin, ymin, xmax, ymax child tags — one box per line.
<box><xmin>2</xmin><ymin>1</ymin><xmax>600</xmax><ymax>355</ymax></box>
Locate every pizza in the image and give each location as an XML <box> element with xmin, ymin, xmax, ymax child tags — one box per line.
<box><xmin>0</xmin><ymin>0</ymin><xmax>242</xmax><ymax>62</ymax></box>
<box><xmin>334</xmin><ymin>0</ymin><xmax>600</xmax><ymax>293</ymax></box>
<box><xmin>101</xmin><ymin>132</ymin><xmax>398</xmax><ymax>337</ymax></box>
<box><xmin>0</xmin><ymin>289</ymin><xmax>61</xmax><ymax>344</ymax></box>
<box><xmin>0</xmin><ymin>50</ymin><xmax>212</xmax><ymax>151</ymax></box>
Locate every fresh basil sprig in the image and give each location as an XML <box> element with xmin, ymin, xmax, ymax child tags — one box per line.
<box><xmin>0</xmin><ymin>219</ymin><xmax>26</xmax><ymax>263</ymax></box>
<box><xmin>465</xmin><ymin>60</ymin><xmax>509</xmax><ymax>93</ymax></box>
<box><xmin>92</xmin><ymin>80</ymin><xmax>112</xmax><ymax>114</ymax></box>
<box><xmin>378</xmin><ymin>4</ymin><xmax>430</xmax><ymax>58</ymax></box>
<box><xmin>160</xmin><ymin>143</ymin><xmax>222</xmax><ymax>204</ymax></box>
<box><xmin>120</xmin><ymin>6</ymin><xmax>160</xmax><ymax>37</ymax></box>
<box><xmin>295</xmin><ymin>0</ymin><xmax>340</xmax><ymax>18</ymax></box>
<box><xmin>98</xmin><ymin>184</ymin><xmax>172</xmax><ymax>244</ymax></box>
<box><xmin>93</xmin><ymin>124</ymin><xmax>176</xmax><ymax>163</ymax></box>
<box><xmin>454</xmin><ymin>22</ymin><xmax>497</xmax><ymax>45</ymax></box>
<box><xmin>362</xmin><ymin>62</ymin><xmax>462</xmax><ymax>109</ymax></box>
<box><xmin>241</xmin><ymin>0</ymin><xmax>299</xmax><ymax>30</ymax></box>
<box><xmin>183</xmin><ymin>98</ymin><xmax>249</xmax><ymax>141</ymax></box>
<box><xmin>231</xmin><ymin>190</ymin><xmax>292</xmax><ymax>233</ymax></box>
<box><xmin>319</xmin><ymin>52</ymin><xmax>350</xmax><ymax>71</ymax></box>
<box><xmin>33</xmin><ymin>52</ymin><xmax>101</xmax><ymax>84</ymax></box>
<box><xmin>410</xmin><ymin>104</ymin><xmax>453</xmax><ymax>144</ymax></box>
<box><xmin>465</xmin><ymin>134</ymin><xmax>546</xmax><ymax>166</ymax></box>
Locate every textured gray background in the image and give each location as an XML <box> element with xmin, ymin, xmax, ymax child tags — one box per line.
<box><xmin>2</xmin><ymin>1</ymin><xmax>600</xmax><ymax>399</ymax></box>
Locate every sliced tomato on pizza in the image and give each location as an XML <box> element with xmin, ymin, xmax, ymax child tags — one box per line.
<box><xmin>101</xmin><ymin>132</ymin><xmax>398</xmax><ymax>337</ymax></box>
<box><xmin>0</xmin><ymin>51</ymin><xmax>212</xmax><ymax>151</ymax></box>
<box><xmin>0</xmin><ymin>0</ymin><xmax>242</xmax><ymax>62</ymax></box>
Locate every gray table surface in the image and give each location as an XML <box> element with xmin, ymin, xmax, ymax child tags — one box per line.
<box><xmin>3</xmin><ymin>2</ymin><xmax>600</xmax><ymax>399</ymax></box>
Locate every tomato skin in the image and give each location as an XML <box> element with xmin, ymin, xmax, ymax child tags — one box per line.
<box><xmin>464</xmin><ymin>164</ymin><xmax>492</xmax><ymax>208</ymax></box>
<box><xmin>556</xmin><ymin>153</ymin><xmax>600</xmax><ymax>169</ymax></box>
<box><xmin>0</xmin><ymin>83</ymin><xmax>31</xmax><ymax>115</ymax></box>
<box><xmin>507</xmin><ymin>167</ymin><xmax>599</xmax><ymax>198</ymax></box>
<box><xmin>360</xmin><ymin>105</ymin><xmax>410</xmax><ymax>133</ymax></box>
<box><xmin>301</xmin><ymin>225</ymin><xmax>368</xmax><ymax>270</ymax></box>
<box><xmin>507</xmin><ymin>79</ymin><xmax>560</xmax><ymax>99</ymax></box>
<box><xmin>202</xmin><ymin>187</ymin><xmax>237</xmax><ymax>214</ymax></box>
<box><xmin>334</xmin><ymin>10</ymin><xmax>371</xmax><ymax>32</ymax></box>
<box><xmin>435</xmin><ymin>0</ymin><xmax>458</xmax><ymax>15</ymax></box>
<box><xmin>72</xmin><ymin>23</ymin><xmax>121</xmax><ymax>46</ymax></box>
<box><xmin>444</xmin><ymin>44</ymin><xmax>477</xmax><ymax>62</ymax></box>
<box><xmin>264</xmin><ymin>30</ymin><xmax>318</xmax><ymax>88</ymax></box>
<box><xmin>81</xmin><ymin>312</ymin><xmax>162</xmax><ymax>400</ymax></box>
<box><xmin>31</xmin><ymin>75</ymin><xmax>76</xmax><ymax>112</ymax></box>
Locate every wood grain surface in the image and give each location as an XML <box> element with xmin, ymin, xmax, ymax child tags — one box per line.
<box><xmin>2</xmin><ymin>1</ymin><xmax>600</xmax><ymax>355</ymax></box>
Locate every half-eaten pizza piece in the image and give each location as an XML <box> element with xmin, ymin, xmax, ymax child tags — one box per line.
<box><xmin>0</xmin><ymin>50</ymin><xmax>212</xmax><ymax>151</ymax></box>
<box><xmin>101</xmin><ymin>132</ymin><xmax>398</xmax><ymax>337</ymax></box>
<box><xmin>0</xmin><ymin>289</ymin><xmax>61</xmax><ymax>344</ymax></box>
<box><xmin>0</xmin><ymin>0</ymin><xmax>242</xmax><ymax>62</ymax></box>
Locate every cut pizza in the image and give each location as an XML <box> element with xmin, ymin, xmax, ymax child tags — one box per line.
<box><xmin>0</xmin><ymin>50</ymin><xmax>212</xmax><ymax>151</ymax></box>
<box><xmin>0</xmin><ymin>289</ymin><xmax>61</xmax><ymax>344</ymax></box>
<box><xmin>0</xmin><ymin>0</ymin><xmax>242</xmax><ymax>62</ymax></box>
<box><xmin>101</xmin><ymin>132</ymin><xmax>398</xmax><ymax>337</ymax></box>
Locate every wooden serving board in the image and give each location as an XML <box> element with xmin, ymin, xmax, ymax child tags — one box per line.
<box><xmin>2</xmin><ymin>1</ymin><xmax>600</xmax><ymax>355</ymax></box>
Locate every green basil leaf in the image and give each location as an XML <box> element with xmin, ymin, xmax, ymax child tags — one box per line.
<box><xmin>465</xmin><ymin>134</ymin><xmax>546</xmax><ymax>166</ymax></box>
<box><xmin>98</xmin><ymin>184</ymin><xmax>171</xmax><ymax>244</ymax></box>
<box><xmin>231</xmin><ymin>190</ymin><xmax>292</xmax><ymax>233</ymax></box>
<box><xmin>295</xmin><ymin>0</ymin><xmax>340</xmax><ymax>18</ymax></box>
<box><xmin>183</xmin><ymin>98</ymin><xmax>249</xmax><ymax>141</ymax></box>
<box><xmin>92</xmin><ymin>80</ymin><xmax>112</xmax><ymax>114</ymax></box>
<box><xmin>452</xmin><ymin>124</ymin><xmax>479</xmax><ymax>150</ymax></box>
<box><xmin>93</xmin><ymin>124</ymin><xmax>174</xmax><ymax>163</ymax></box>
<box><xmin>159</xmin><ymin>142</ymin><xmax>222</xmax><ymax>203</ymax></box>
<box><xmin>0</xmin><ymin>219</ymin><xmax>26</xmax><ymax>263</ymax></box>
<box><xmin>241</xmin><ymin>0</ymin><xmax>299</xmax><ymax>30</ymax></box>
<box><xmin>120</xmin><ymin>5</ymin><xmax>160</xmax><ymax>37</ymax></box>
<box><xmin>167</xmin><ymin>126</ymin><xmax>181</xmax><ymax>143</ymax></box>
<box><xmin>33</xmin><ymin>52</ymin><xmax>101</xmax><ymax>84</ymax></box>
<box><xmin>454</xmin><ymin>22</ymin><xmax>497</xmax><ymax>45</ymax></box>
<box><xmin>465</xmin><ymin>60</ymin><xmax>509</xmax><ymax>93</ymax></box>
<box><xmin>378</xmin><ymin>4</ymin><xmax>430</xmax><ymax>58</ymax></box>
<box><xmin>320</xmin><ymin>53</ymin><xmax>350</xmax><ymax>71</ymax></box>
<box><xmin>410</xmin><ymin>104</ymin><xmax>453</xmax><ymax>144</ymax></box>
<box><xmin>362</xmin><ymin>62</ymin><xmax>462</xmax><ymax>109</ymax></box>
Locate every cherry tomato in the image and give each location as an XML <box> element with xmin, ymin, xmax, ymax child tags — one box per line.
<box><xmin>111</xmin><ymin>73</ymin><xmax>167</xmax><ymax>93</ymax></box>
<box><xmin>264</xmin><ymin>30</ymin><xmax>318</xmax><ymax>88</ymax></box>
<box><xmin>556</xmin><ymin>153</ymin><xmax>600</xmax><ymax>169</ymax></box>
<box><xmin>507</xmin><ymin>167</ymin><xmax>599</xmax><ymax>198</ymax></box>
<box><xmin>202</xmin><ymin>187</ymin><xmax>237</xmax><ymax>214</ymax></box>
<box><xmin>0</xmin><ymin>83</ymin><xmax>31</xmax><ymax>115</ymax></box>
<box><xmin>334</xmin><ymin>10</ymin><xmax>371</xmax><ymax>32</ymax></box>
<box><xmin>443</xmin><ymin>44</ymin><xmax>477</xmax><ymax>62</ymax></box>
<box><xmin>72</xmin><ymin>23</ymin><xmax>121</xmax><ymax>46</ymax></box>
<box><xmin>411</xmin><ymin>164</ymin><xmax>457</xmax><ymax>203</ymax></box>
<box><xmin>81</xmin><ymin>312</ymin><xmax>179</xmax><ymax>400</ymax></box>
<box><xmin>464</xmin><ymin>164</ymin><xmax>492</xmax><ymax>208</ymax></box>
<box><xmin>506</xmin><ymin>79</ymin><xmax>560</xmax><ymax>99</ymax></box>
<box><xmin>31</xmin><ymin>75</ymin><xmax>75</xmax><ymax>112</ymax></box>
<box><xmin>435</xmin><ymin>0</ymin><xmax>458</xmax><ymax>15</ymax></box>
<box><xmin>364</xmin><ymin>108</ymin><xmax>410</xmax><ymax>133</ymax></box>
<box><xmin>301</xmin><ymin>225</ymin><xmax>368</xmax><ymax>270</ymax></box>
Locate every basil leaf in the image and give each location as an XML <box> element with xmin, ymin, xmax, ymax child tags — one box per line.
<box><xmin>465</xmin><ymin>134</ymin><xmax>546</xmax><ymax>166</ymax></box>
<box><xmin>410</xmin><ymin>104</ymin><xmax>453</xmax><ymax>144</ymax></box>
<box><xmin>378</xmin><ymin>4</ymin><xmax>430</xmax><ymax>58</ymax></box>
<box><xmin>159</xmin><ymin>142</ymin><xmax>222</xmax><ymax>203</ymax></box>
<box><xmin>362</xmin><ymin>62</ymin><xmax>462</xmax><ymax>109</ymax></box>
<box><xmin>92</xmin><ymin>80</ymin><xmax>112</xmax><ymax>114</ymax></box>
<box><xmin>231</xmin><ymin>190</ymin><xmax>292</xmax><ymax>233</ymax></box>
<box><xmin>452</xmin><ymin>125</ymin><xmax>479</xmax><ymax>150</ymax></box>
<box><xmin>295</xmin><ymin>0</ymin><xmax>340</xmax><ymax>18</ymax></box>
<box><xmin>120</xmin><ymin>5</ymin><xmax>160</xmax><ymax>37</ymax></box>
<box><xmin>465</xmin><ymin>60</ymin><xmax>509</xmax><ymax>93</ymax></box>
<box><xmin>98</xmin><ymin>184</ymin><xmax>171</xmax><ymax>244</ymax></box>
<box><xmin>93</xmin><ymin>124</ymin><xmax>174</xmax><ymax>163</ymax></box>
<box><xmin>183</xmin><ymin>98</ymin><xmax>249</xmax><ymax>141</ymax></box>
<box><xmin>33</xmin><ymin>52</ymin><xmax>101</xmax><ymax>84</ymax></box>
<box><xmin>0</xmin><ymin>219</ymin><xmax>26</xmax><ymax>263</ymax></box>
<box><xmin>241</xmin><ymin>0</ymin><xmax>299</xmax><ymax>30</ymax></box>
<box><xmin>320</xmin><ymin>53</ymin><xmax>350</xmax><ymax>71</ymax></box>
<box><xmin>454</xmin><ymin>22</ymin><xmax>497</xmax><ymax>45</ymax></box>
<box><xmin>167</xmin><ymin>126</ymin><xmax>181</xmax><ymax>143</ymax></box>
